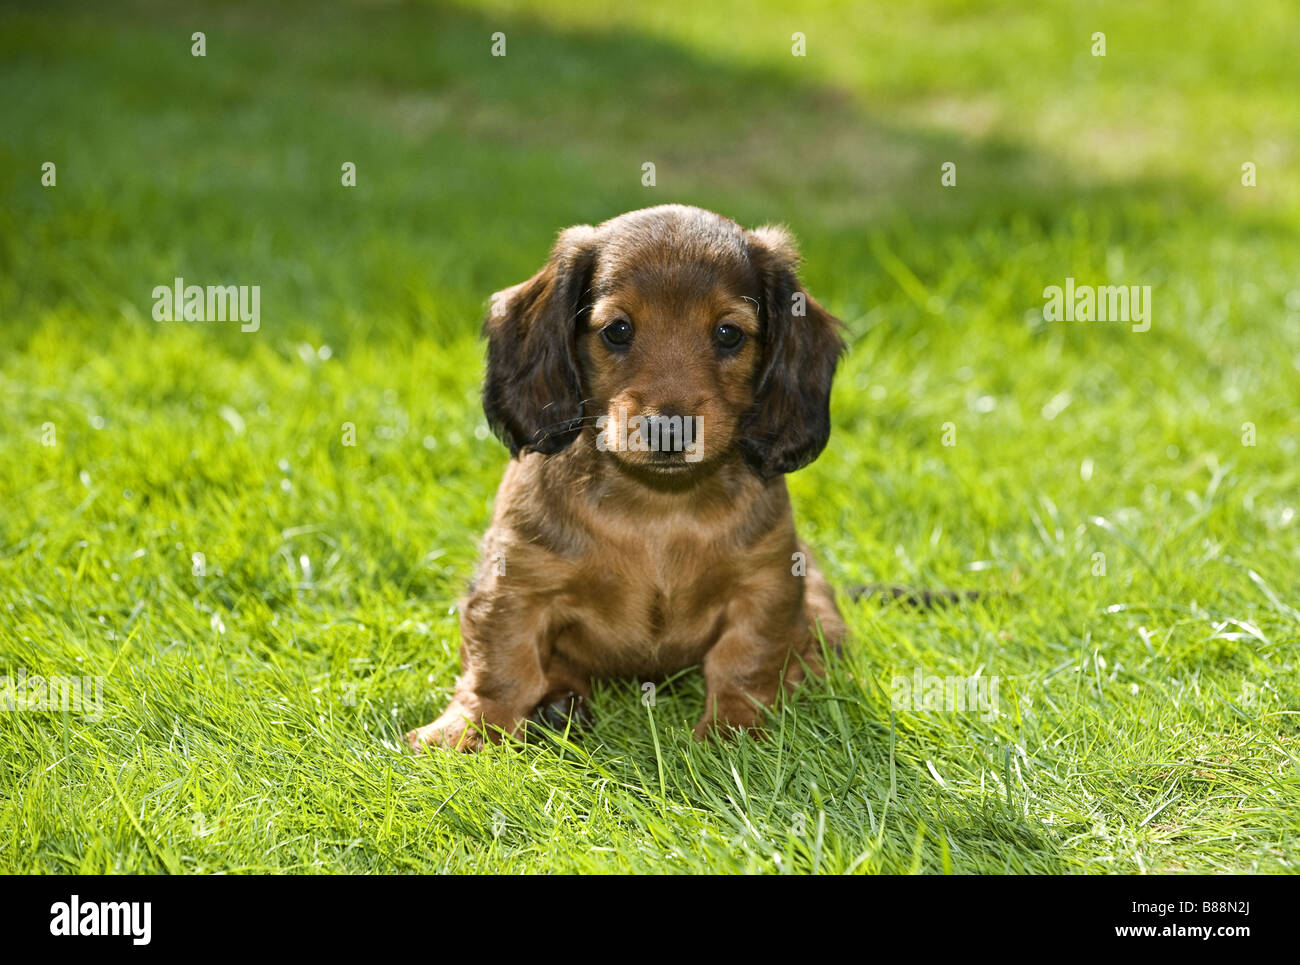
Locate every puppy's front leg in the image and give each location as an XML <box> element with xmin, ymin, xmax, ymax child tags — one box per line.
<box><xmin>406</xmin><ymin>594</ymin><xmax>552</xmax><ymax>753</ymax></box>
<box><xmin>694</xmin><ymin>596</ymin><xmax>811</xmax><ymax>740</ymax></box>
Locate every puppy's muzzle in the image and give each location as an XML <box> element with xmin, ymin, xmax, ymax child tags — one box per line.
<box><xmin>647</xmin><ymin>408</ymin><xmax>689</xmax><ymax>458</ymax></box>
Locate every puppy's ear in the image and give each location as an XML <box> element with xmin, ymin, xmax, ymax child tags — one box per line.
<box><xmin>740</xmin><ymin>225</ymin><xmax>846</xmax><ymax>478</ymax></box>
<box><xmin>482</xmin><ymin>225</ymin><xmax>600</xmax><ymax>456</ymax></box>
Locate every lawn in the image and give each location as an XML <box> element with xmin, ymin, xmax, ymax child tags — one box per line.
<box><xmin>1</xmin><ymin>0</ymin><xmax>1297</xmax><ymax>874</ymax></box>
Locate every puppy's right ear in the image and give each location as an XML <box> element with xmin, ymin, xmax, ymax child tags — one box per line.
<box><xmin>739</xmin><ymin>225</ymin><xmax>846</xmax><ymax>478</ymax></box>
<box><xmin>482</xmin><ymin>225</ymin><xmax>600</xmax><ymax>456</ymax></box>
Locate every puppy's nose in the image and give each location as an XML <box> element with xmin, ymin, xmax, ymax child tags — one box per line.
<box><xmin>651</xmin><ymin>407</ymin><xmax>689</xmax><ymax>454</ymax></box>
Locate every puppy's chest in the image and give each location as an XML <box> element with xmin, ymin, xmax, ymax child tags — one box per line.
<box><xmin>570</xmin><ymin>529</ymin><xmax>732</xmax><ymax>653</ymax></box>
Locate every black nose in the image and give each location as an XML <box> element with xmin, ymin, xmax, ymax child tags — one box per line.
<box><xmin>650</xmin><ymin>408</ymin><xmax>689</xmax><ymax>454</ymax></box>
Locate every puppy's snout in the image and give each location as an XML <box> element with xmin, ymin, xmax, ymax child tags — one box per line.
<box><xmin>645</xmin><ymin>406</ymin><xmax>701</xmax><ymax>458</ymax></box>
<box><xmin>653</xmin><ymin>408</ymin><xmax>685</xmax><ymax>452</ymax></box>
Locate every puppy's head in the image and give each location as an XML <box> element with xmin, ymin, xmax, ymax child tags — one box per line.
<box><xmin>482</xmin><ymin>205</ymin><xmax>844</xmax><ymax>479</ymax></box>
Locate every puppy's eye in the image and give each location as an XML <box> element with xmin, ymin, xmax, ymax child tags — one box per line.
<box><xmin>714</xmin><ymin>323</ymin><xmax>745</xmax><ymax>351</ymax></box>
<box><xmin>601</xmin><ymin>318</ymin><xmax>634</xmax><ymax>349</ymax></box>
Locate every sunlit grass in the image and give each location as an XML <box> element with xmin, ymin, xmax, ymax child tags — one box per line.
<box><xmin>1</xmin><ymin>0</ymin><xmax>1297</xmax><ymax>873</ymax></box>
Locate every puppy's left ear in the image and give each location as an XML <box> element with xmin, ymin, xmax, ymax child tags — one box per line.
<box><xmin>482</xmin><ymin>225</ymin><xmax>600</xmax><ymax>456</ymax></box>
<box><xmin>740</xmin><ymin>225</ymin><xmax>846</xmax><ymax>478</ymax></box>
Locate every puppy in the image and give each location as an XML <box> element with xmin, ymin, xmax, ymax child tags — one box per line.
<box><xmin>407</xmin><ymin>204</ymin><xmax>846</xmax><ymax>751</ymax></box>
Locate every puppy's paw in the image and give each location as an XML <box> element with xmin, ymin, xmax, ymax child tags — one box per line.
<box><xmin>528</xmin><ymin>690</ymin><xmax>593</xmax><ymax>735</ymax></box>
<box><xmin>405</xmin><ymin>705</ymin><xmax>485</xmax><ymax>753</ymax></box>
<box><xmin>693</xmin><ymin>694</ymin><xmax>766</xmax><ymax>741</ymax></box>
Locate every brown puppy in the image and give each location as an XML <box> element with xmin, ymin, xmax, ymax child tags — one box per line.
<box><xmin>407</xmin><ymin>204</ymin><xmax>846</xmax><ymax>751</ymax></box>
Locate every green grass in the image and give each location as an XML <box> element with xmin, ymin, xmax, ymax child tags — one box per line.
<box><xmin>1</xmin><ymin>0</ymin><xmax>1297</xmax><ymax>874</ymax></box>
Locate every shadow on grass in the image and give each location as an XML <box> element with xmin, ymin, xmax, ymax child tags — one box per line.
<box><xmin>2</xmin><ymin>0</ymin><xmax>1289</xmax><ymax>354</ymax></box>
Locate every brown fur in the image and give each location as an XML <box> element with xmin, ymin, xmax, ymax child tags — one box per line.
<box><xmin>407</xmin><ymin>205</ymin><xmax>846</xmax><ymax>751</ymax></box>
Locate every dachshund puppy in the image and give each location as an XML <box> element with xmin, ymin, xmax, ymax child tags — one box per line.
<box><xmin>407</xmin><ymin>204</ymin><xmax>846</xmax><ymax>751</ymax></box>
